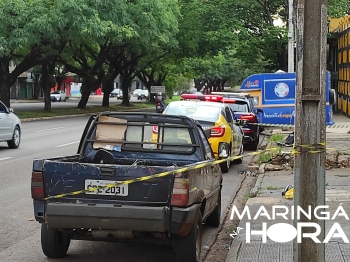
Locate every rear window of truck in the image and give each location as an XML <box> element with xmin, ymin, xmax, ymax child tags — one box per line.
<box><xmin>87</xmin><ymin>115</ymin><xmax>197</xmax><ymax>154</ymax></box>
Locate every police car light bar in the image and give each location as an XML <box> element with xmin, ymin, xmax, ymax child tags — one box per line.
<box><xmin>211</xmin><ymin>92</ymin><xmax>251</xmax><ymax>98</ymax></box>
<box><xmin>180</xmin><ymin>94</ymin><xmax>200</xmax><ymax>100</ymax></box>
<box><xmin>181</xmin><ymin>94</ymin><xmax>223</xmax><ymax>102</ymax></box>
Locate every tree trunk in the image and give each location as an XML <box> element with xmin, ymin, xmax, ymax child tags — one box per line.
<box><xmin>101</xmin><ymin>65</ymin><xmax>118</xmax><ymax>107</ymax></box>
<box><xmin>102</xmin><ymin>75</ymin><xmax>114</xmax><ymax>107</ymax></box>
<box><xmin>33</xmin><ymin>82</ymin><xmax>41</xmax><ymax>99</ymax></box>
<box><xmin>120</xmin><ymin>75</ymin><xmax>131</xmax><ymax>106</ymax></box>
<box><xmin>77</xmin><ymin>88</ymin><xmax>91</xmax><ymax>109</ymax></box>
<box><xmin>41</xmin><ymin>63</ymin><xmax>56</xmax><ymax>112</ymax></box>
<box><xmin>32</xmin><ymin>73</ymin><xmax>41</xmax><ymax>99</ymax></box>
<box><xmin>0</xmin><ymin>81</ymin><xmax>11</xmax><ymax>108</ymax></box>
<box><xmin>43</xmin><ymin>85</ymin><xmax>51</xmax><ymax>111</ymax></box>
<box><xmin>78</xmin><ymin>76</ymin><xmax>102</xmax><ymax>109</ymax></box>
<box><xmin>0</xmin><ymin>60</ymin><xmax>11</xmax><ymax>107</ymax></box>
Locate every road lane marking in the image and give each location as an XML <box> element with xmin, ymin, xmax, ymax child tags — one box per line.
<box><xmin>0</xmin><ymin>157</ymin><xmax>12</xmax><ymax>161</ymax></box>
<box><xmin>34</xmin><ymin>127</ymin><xmax>65</xmax><ymax>133</ymax></box>
<box><xmin>55</xmin><ymin>141</ymin><xmax>80</xmax><ymax>148</ymax></box>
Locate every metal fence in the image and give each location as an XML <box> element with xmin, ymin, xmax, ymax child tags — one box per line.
<box><xmin>337</xmin><ymin>17</ymin><xmax>350</xmax><ymax>116</ymax></box>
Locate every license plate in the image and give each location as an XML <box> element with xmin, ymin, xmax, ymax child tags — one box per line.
<box><xmin>156</xmin><ymin>106</ymin><xmax>161</xmax><ymax>109</ymax></box>
<box><xmin>85</xmin><ymin>179</ymin><xmax>128</xmax><ymax>196</ymax></box>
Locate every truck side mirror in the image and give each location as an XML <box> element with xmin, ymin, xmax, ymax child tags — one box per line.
<box><xmin>203</xmin><ymin>129</ymin><xmax>211</xmax><ymax>139</ymax></box>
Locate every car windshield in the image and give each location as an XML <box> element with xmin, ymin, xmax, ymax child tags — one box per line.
<box><xmin>165</xmin><ymin>104</ymin><xmax>221</xmax><ymax>122</ymax></box>
<box><xmin>51</xmin><ymin>91</ymin><xmax>60</xmax><ymax>94</ymax></box>
<box><xmin>226</xmin><ymin>102</ymin><xmax>249</xmax><ymax>112</ymax></box>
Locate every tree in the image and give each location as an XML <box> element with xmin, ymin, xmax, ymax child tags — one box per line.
<box><xmin>104</xmin><ymin>0</ymin><xmax>180</xmax><ymax>105</ymax></box>
<box><xmin>230</xmin><ymin>0</ymin><xmax>350</xmax><ymax>72</ymax></box>
<box><xmin>0</xmin><ymin>0</ymin><xmax>54</xmax><ymax>107</ymax></box>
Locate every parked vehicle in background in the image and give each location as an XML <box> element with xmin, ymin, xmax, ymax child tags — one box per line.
<box><xmin>191</xmin><ymin>91</ymin><xmax>203</xmax><ymax>95</ymax></box>
<box><xmin>164</xmin><ymin>95</ymin><xmax>245</xmax><ymax>173</ymax></box>
<box><xmin>110</xmin><ymin>88</ymin><xmax>122</xmax><ymax>99</ymax></box>
<box><xmin>133</xmin><ymin>89</ymin><xmax>142</xmax><ymax>97</ymax></box>
<box><xmin>137</xmin><ymin>89</ymin><xmax>149</xmax><ymax>100</ymax></box>
<box><xmin>212</xmin><ymin>92</ymin><xmax>263</xmax><ymax>150</ymax></box>
<box><xmin>237</xmin><ymin>71</ymin><xmax>335</xmax><ymax>125</ymax></box>
<box><xmin>0</xmin><ymin>100</ymin><xmax>21</xmax><ymax>149</ymax></box>
<box><xmin>31</xmin><ymin>112</ymin><xmax>222</xmax><ymax>262</ymax></box>
<box><xmin>50</xmin><ymin>91</ymin><xmax>67</xmax><ymax>102</ymax></box>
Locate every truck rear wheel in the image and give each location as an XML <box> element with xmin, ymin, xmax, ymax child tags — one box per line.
<box><xmin>205</xmin><ymin>192</ymin><xmax>221</xmax><ymax>227</ymax></box>
<box><xmin>176</xmin><ymin>211</ymin><xmax>202</xmax><ymax>262</ymax></box>
<box><xmin>41</xmin><ymin>224</ymin><xmax>70</xmax><ymax>258</ymax></box>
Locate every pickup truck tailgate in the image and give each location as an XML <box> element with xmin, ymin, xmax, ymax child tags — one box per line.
<box><xmin>43</xmin><ymin>161</ymin><xmax>175</xmax><ymax>206</ymax></box>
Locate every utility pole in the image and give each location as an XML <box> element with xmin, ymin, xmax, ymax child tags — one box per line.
<box><xmin>294</xmin><ymin>0</ymin><xmax>327</xmax><ymax>261</ymax></box>
<box><xmin>288</xmin><ymin>0</ymin><xmax>294</xmax><ymax>72</ymax></box>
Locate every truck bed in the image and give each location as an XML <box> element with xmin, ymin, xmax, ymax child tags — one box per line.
<box><xmin>40</xmin><ymin>156</ymin><xmax>196</xmax><ymax>206</ymax></box>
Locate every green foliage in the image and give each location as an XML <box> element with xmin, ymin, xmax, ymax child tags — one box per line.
<box><xmin>266</xmin><ymin>186</ymin><xmax>281</xmax><ymax>190</ymax></box>
<box><xmin>328</xmin><ymin>0</ymin><xmax>350</xmax><ymax>18</ymax></box>
<box><xmin>269</xmin><ymin>134</ymin><xmax>285</xmax><ymax>142</ymax></box>
<box><xmin>258</xmin><ymin>153</ymin><xmax>271</xmax><ymax>164</ymax></box>
<box><xmin>0</xmin><ymin>0</ymin><xmax>348</xmax><ymax>107</ymax></box>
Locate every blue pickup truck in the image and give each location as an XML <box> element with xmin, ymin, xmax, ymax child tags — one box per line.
<box><xmin>31</xmin><ymin>112</ymin><xmax>223</xmax><ymax>262</ymax></box>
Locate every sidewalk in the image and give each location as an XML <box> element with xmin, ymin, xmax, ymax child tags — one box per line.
<box><xmin>225</xmin><ymin>114</ymin><xmax>350</xmax><ymax>262</ymax></box>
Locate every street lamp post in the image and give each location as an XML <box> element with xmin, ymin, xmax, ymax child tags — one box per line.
<box><xmin>288</xmin><ymin>0</ymin><xmax>294</xmax><ymax>72</ymax></box>
<box><xmin>294</xmin><ymin>0</ymin><xmax>327</xmax><ymax>261</ymax></box>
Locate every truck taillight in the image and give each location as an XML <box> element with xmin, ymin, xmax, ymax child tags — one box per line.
<box><xmin>240</xmin><ymin>114</ymin><xmax>255</xmax><ymax>122</ymax></box>
<box><xmin>171</xmin><ymin>174</ymin><xmax>189</xmax><ymax>206</ymax></box>
<box><xmin>31</xmin><ymin>171</ymin><xmax>44</xmax><ymax>200</ymax></box>
<box><xmin>210</xmin><ymin>126</ymin><xmax>225</xmax><ymax>137</ymax></box>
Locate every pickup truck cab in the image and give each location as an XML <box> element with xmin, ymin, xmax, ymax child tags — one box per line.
<box><xmin>31</xmin><ymin>112</ymin><xmax>222</xmax><ymax>262</ymax></box>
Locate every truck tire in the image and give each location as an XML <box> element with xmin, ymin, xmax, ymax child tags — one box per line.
<box><xmin>206</xmin><ymin>192</ymin><xmax>221</xmax><ymax>227</ymax></box>
<box><xmin>41</xmin><ymin>224</ymin><xmax>70</xmax><ymax>258</ymax></box>
<box><xmin>249</xmin><ymin>137</ymin><xmax>259</xmax><ymax>151</ymax></box>
<box><xmin>219</xmin><ymin>158</ymin><xmax>230</xmax><ymax>173</ymax></box>
<box><xmin>232</xmin><ymin>144</ymin><xmax>243</xmax><ymax>164</ymax></box>
<box><xmin>176</xmin><ymin>211</ymin><xmax>202</xmax><ymax>262</ymax></box>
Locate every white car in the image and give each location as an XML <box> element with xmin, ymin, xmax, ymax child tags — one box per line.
<box><xmin>50</xmin><ymin>91</ymin><xmax>67</xmax><ymax>102</ymax></box>
<box><xmin>137</xmin><ymin>89</ymin><xmax>149</xmax><ymax>100</ymax></box>
<box><xmin>0</xmin><ymin>100</ymin><xmax>21</xmax><ymax>148</ymax></box>
<box><xmin>110</xmin><ymin>88</ymin><xmax>122</xmax><ymax>99</ymax></box>
<box><xmin>133</xmin><ymin>89</ymin><xmax>142</xmax><ymax>97</ymax></box>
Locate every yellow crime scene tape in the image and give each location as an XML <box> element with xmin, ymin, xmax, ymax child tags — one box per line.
<box><xmin>43</xmin><ymin>147</ymin><xmax>282</xmax><ymax>200</ymax></box>
<box><xmin>43</xmin><ymin>120</ymin><xmax>349</xmax><ymax>200</ymax></box>
<box><xmin>249</xmin><ymin>122</ymin><xmax>350</xmax><ymax>129</ymax></box>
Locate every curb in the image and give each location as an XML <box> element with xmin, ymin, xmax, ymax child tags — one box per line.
<box><xmin>20</xmin><ymin>107</ymin><xmax>155</xmax><ymax>122</ymax></box>
<box><xmin>20</xmin><ymin>113</ymin><xmax>94</xmax><ymax>122</ymax></box>
<box><xmin>225</xmin><ymin>241</ymin><xmax>241</xmax><ymax>262</ymax></box>
<box><xmin>249</xmin><ymin>163</ymin><xmax>266</xmax><ymax>197</ymax></box>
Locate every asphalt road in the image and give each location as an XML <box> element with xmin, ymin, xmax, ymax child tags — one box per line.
<box><xmin>0</xmin><ymin>115</ymin><xmax>254</xmax><ymax>262</ymax></box>
<box><xmin>10</xmin><ymin>96</ymin><xmax>145</xmax><ymax>113</ymax></box>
